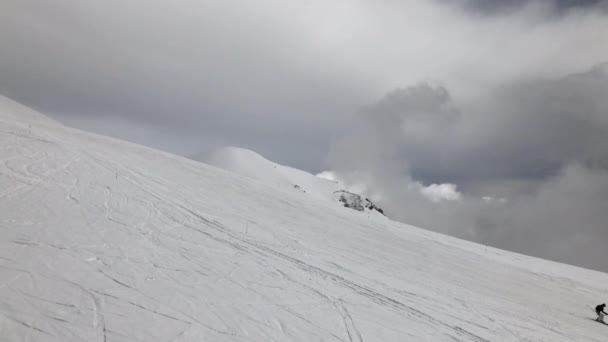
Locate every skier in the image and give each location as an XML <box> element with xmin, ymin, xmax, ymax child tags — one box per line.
<box><xmin>596</xmin><ymin>303</ymin><xmax>608</xmax><ymax>322</ymax></box>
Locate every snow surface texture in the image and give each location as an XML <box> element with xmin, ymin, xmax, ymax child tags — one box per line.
<box><xmin>1</xmin><ymin>95</ymin><xmax>608</xmax><ymax>341</ymax></box>
<box><xmin>202</xmin><ymin>146</ymin><xmax>383</xmax><ymax>216</ymax></box>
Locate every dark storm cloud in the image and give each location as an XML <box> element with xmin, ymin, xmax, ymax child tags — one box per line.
<box><xmin>456</xmin><ymin>0</ymin><xmax>608</xmax><ymax>14</ymax></box>
<box><xmin>407</xmin><ymin>64</ymin><xmax>608</xmax><ymax>187</ymax></box>
<box><xmin>330</xmin><ymin>65</ymin><xmax>608</xmax><ymax>189</ymax></box>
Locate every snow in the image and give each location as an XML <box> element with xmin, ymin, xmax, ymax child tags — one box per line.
<box><xmin>201</xmin><ymin>147</ymin><xmax>383</xmax><ymax>215</ymax></box>
<box><xmin>203</xmin><ymin>146</ymin><xmax>342</xmax><ymax>200</ymax></box>
<box><xmin>1</xmin><ymin>95</ymin><xmax>608</xmax><ymax>341</ymax></box>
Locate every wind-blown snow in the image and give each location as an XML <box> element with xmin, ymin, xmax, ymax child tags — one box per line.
<box><xmin>1</xmin><ymin>95</ymin><xmax>608</xmax><ymax>341</ymax></box>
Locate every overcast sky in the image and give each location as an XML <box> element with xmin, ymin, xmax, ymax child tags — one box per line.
<box><xmin>2</xmin><ymin>0</ymin><xmax>608</xmax><ymax>271</ymax></box>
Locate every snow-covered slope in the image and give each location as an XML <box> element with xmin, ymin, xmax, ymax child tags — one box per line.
<box><xmin>203</xmin><ymin>147</ymin><xmax>342</xmax><ymax>200</ymax></box>
<box><xmin>200</xmin><ymin>146</ymin><xmax>383</xmax><ymax>215</ymax></box>
<box><xmin>1</xmin><ymin>95</ymin><xmax>608</xmax><ymax>341</ymax></box>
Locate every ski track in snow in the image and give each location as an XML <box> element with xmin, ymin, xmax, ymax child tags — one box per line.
<box><xmin>1</xmin><ymin>97</ymin><xmax>608</xmax><ymax>341</ymax></box>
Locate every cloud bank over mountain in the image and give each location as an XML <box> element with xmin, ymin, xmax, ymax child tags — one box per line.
<box><xmin>327</xmin><ymin>65</ymin><xmax>608</xmax><ymax>270</ymax></box>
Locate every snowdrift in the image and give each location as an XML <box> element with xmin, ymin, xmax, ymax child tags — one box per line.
<box><xmin>1</xmin><ymin>95</ymin><xmax>608</xmax><ymax>341</ymax></box>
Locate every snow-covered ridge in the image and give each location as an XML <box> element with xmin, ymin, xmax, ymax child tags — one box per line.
<box><xmin>197</xmin><ymin>146</ymin><xmax>385</xmax><ymax>215</ymax></box>
<box><xmin>1</xmin><ymin>94</ymin><xmax>608</xmax><ymax>341</ymax></box>
<box><xmin>0</xmin><ymin>95</ymin><xmax>58</xmax><ymax>124</ymax></box>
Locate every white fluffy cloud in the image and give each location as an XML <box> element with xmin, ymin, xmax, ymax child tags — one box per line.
<box><xmin>420</xmin><ymin>183</ymin><xmax>462</xmax><ymax>203</ymax></box>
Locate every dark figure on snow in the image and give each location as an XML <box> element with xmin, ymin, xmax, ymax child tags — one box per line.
<box><xmin>596</xmin><ymin>303</ymin><xmax>607</xmax><ymax>322</ymax></box>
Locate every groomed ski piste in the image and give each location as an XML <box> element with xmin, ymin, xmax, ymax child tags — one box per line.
<box><xmin>1</xmin><ymin>94</ymin><xmax>608</xmax><ymax>341</ymax></box>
